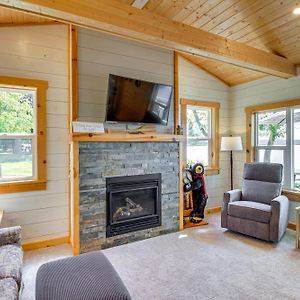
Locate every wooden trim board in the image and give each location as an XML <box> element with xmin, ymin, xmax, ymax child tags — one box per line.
<box><xmin>72</xmin><ymin>142</ymin><xmax>80</xmax><ymax>256</ymax></box>
<box><xmin>22</xmin><ymin>236</ymin><xmax>70</xmax><ymax>251</ymax></box>
<box><xmin>179</xmin><ymin>141</ymin><xmax>184</xmax><ymax>230</ymax></box>
<box><xmin>288</xmin><ymin>223</ymin><xmax>296</xmax><ymax>231</ymax></box>
<box><xmin>72</xmin><ymin>133</ymin><xmax>183</xmax><ymax>142</ymax></box>
<box><xmin>174</xmin><ymin>51</ymin><xmax>179</xmax><ymax>132</ymax></box>
<box><xmin>282</xmin><ymin>190</ymin><xmax>300</xmax><ymax>203</ymax></box>
<box><xmin>205</xmin><ymin>206</ymin><xmax>222</xmax><ymax>214</ymax></box>
<box><xmin>0</xmin><ymin>0</ymin><xmax>296</xmax><ymax>78</ymax></box>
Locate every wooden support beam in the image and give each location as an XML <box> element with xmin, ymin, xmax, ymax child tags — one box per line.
<box><xmin>173</xmin><ymin>51</ymin><xmax>179</xmax><ymax>133</ymax></box>
<box><xmin>0</xmin><ymin>0</ymin><xmax>296</xmax><ymax>78</ymax></box>
<box><xmin>68</xmin><ymin>25</ymin><xmax>79</xmax><ymax>255</ymax></box>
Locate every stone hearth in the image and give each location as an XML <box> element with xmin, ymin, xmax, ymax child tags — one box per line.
<box><xmin>79</xmin><ymin>142</ymin><xmax>180</xmax><ymax>253</ymax></box>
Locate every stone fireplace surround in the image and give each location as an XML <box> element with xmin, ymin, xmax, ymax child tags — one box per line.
<box><xmin>79</xmin><ymin>141</ymin><xmax>180</xmax><ymax>253</ymax></box>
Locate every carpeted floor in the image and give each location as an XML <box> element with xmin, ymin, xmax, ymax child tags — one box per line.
<box><xmin>21</xmin><ymin>213</ymin><xmax>300</xmax><ymax>300</ymax></box>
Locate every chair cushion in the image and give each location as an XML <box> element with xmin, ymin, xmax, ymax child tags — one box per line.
<box><xmin>243</xmin><ymin>163</ymin><xmax>283</xmax><ymax>183</ymax></box>
<box><xmin>0</xmin><ymin>278</ymin><xmax>18</xmax><ymax>300</ymax></box>
<box><xmin>36</xmin><ymin>251</ymin><xmax>131</xmax><ymax>300</ymax></box>
<box><xmin>0</xmin><ymin>245</ymin><xmax>23</xmax><ymax>286</ymax></box>
<box><xmin>228</xmin><ymin>201</ymin><xmax>271</xmax><ymax>224</ymax></box>
<box><xmin>242</xmin><ymin>180</ymin><xmax>281</xmax><ymax>204</ymax></box>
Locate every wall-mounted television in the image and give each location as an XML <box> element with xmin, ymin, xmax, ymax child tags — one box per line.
<box><xmin>106</xmin><ymin>74</ymin><xmax>173</xmax><ymax>126</ymax></box>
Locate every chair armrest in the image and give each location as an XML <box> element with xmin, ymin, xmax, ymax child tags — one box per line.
<box><xmin>224</xmin><ymin>189</ymin><xmax>242</xmax><ymax>204</ymax></box>
<box><xmin>221</xmin><ymin>189</ymin><xmax>242</xmax><ymax>228</ymax></box>
<box><xmin>0</xmin><ymin>226</ymin><xmax>21</xmax><ymax>247</ymax></box>
<box><xmin>270</xmin><ymin>195</ymin><xmax>289</xmax><ymax>242</ymax></box>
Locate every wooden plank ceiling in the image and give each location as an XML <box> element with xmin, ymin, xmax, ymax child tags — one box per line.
<box><xmin>120</xmin><ymin>0</ymin><xmax>300</xmax><ymax>86</ymax></box>
<box><xmin>0</xmin><ymin>6</ymin><xmax>56</xmax><ymax>26</ymax></box>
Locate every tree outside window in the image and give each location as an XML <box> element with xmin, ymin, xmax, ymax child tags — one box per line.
<box><xmin>0</xmin><ymin>88</ymin><xmax>35</xmax><ymax>181</ymax></box>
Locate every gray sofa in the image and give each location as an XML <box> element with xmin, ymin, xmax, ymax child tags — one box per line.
<box><xmin>0</xmin><ymin>226</ymin><xmax>23</xmax><ymax>300</ymax></box>
<box><xmin>221</xmin><ymin>162</ymin><xmax>289</xmax><ymax>242</ymax></box>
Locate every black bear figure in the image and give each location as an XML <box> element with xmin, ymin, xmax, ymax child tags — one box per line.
<box><xmin>185</xmin><ymin>163</ymin><xmax>208</xmax><ymax>223</ymax></box>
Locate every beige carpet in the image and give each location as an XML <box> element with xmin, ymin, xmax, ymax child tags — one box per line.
<box><xmin>21</xmin><ymin>213</ymin><xmax>300</xmax><ymax>300</ymax></box>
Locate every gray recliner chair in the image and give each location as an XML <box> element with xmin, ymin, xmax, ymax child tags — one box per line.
<box><xmin>221</xmin><ymin>162</ymin><xmax>289</xmax><ymax>242</ymax></box>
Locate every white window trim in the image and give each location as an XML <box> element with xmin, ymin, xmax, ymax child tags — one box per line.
<box><xmin>253</xmin><ymin>106</ymin><xmax>300</xmax><ymax>190</ymax></box>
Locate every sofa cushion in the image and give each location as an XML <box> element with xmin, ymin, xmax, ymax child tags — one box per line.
<box><xmin>0</xmin><ymin>278</ymin><xmax>18</xmax><ymax>300</ymax></box>
<box><xmin>228</xmin><ymin>201</ymin><xmax>271</xmax><ymax>224</ymax></box>
<box><xmin>0</xmin><ymin>245</ymin><xmax>23</xmax><ymax>286</ymax></box>
<box><xmin>242</xmin><ymin>180</ymin><xmax>281</xmax><ymax>205</ymax></box>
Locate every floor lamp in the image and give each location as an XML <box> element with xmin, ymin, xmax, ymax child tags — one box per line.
<box><xmin>221</xmin><ymin>136</ymin><xmax>243</xmax><ymax>190</ymax></box>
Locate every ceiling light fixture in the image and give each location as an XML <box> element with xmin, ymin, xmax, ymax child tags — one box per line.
<box><xmin>132</xmin><ymin>0</ymin><xmax>148</xmax><ymax>9</ymax></box>
<box><xmin>293</xmin><ymin>7</ymin><xmax>300</xmax><ymax>14</ymax></box>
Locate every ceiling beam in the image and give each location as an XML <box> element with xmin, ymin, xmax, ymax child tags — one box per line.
<box><xmin>0</xmin><ymin>0</ymin><xmax>296</xmax><ymax>78</ymax></box>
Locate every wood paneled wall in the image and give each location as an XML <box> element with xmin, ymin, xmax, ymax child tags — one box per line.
<box><xmin>178</xmin><ymin>56</ymin><xmax>231</xmax><ymax>208</ymax></box>
<box><xmin>77</xmin><ymin>28</ymin><xmax>174</xmax><ymax>133</ymax></box>
<box><xmin>0</xmin><ymin>25</ymin><xmax>69</xmax><ymax>244</ymax></box>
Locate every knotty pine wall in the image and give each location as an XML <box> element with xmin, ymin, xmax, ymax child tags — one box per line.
<box><xmin>77</xmin><ymin>28</ymin><xmax>174</xmax><ymax>133</ymax></box>
<box><xmin>0</xmin><ymin>25</ymin><xmax>69</xmax><ymax>244</ymax></box>
<box><xmin>178</xmin><ymin>56</ymin><xmax>231</xmax><ymax>208</ymax></box>
<box><xmin>230</xmin><ymin>67</ymin><xmax>300</xmax><ymax>223</ymax></box>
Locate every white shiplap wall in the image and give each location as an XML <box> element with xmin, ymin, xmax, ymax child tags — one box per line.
<box><xmin>179</xmin><ymin>57</ymin><xmax>231</xmax><ymax>208</ymax></box>
<box><xmin>77</xmin><ymin>28</ymin><xmax>174</xmax><ymax>133</ymax></box>
<box><xmin>230</xmin><ymin>68</ymin><xmax>300</xmax><ymax>222</ymax></box>
<box><xmin>0</xmin><ymin>25</ymin><xmax>69</xmax><ymax>244</ymax></box>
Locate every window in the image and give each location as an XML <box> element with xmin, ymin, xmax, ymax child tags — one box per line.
<box><xmin>181</xmin><ymin>99</ymin><xmax>220</xmax><ymax>175</ymax></box>
<box><xmin>0</xmin><ymin>76</ymin><xmax>48</xmax><ymax>194</ymax></box>
<box><xmin>246</xmin><ymin>99</ymin><xmax>300</xmax><ymax>191</ymax></box>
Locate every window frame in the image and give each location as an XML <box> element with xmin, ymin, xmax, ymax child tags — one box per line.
<box><xmin>0</xmin><ymin>76</ymin><xmax>48</xmax><ymax>194</ymax></box>
<box><xmin>245</xmin><ymin>98</ymin><xmax>300</xmax><ymax>200</ymax></box>
<box><xmin>181</xmin><ymin>98</ymin><xmax>220</xmax><ymax>176</ymax></box>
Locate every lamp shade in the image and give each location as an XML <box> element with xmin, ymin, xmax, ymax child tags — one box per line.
<box><xmin>221</xmin><ymin>136</ymin><xmax>243</xmax><ymax>151</ymax></box>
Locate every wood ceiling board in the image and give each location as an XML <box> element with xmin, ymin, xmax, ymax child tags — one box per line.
<box><xmin>172</xmin><ymin>0</ymin><xmax>208</xmax><ymax>23</ymax></box>
<box><xmin>207</xmin><ymin>0</ymin><xmax>273</xmax><ymax>35</ymax></box>
<box><xmin>0</xmin><ymin>6</ymin><xmax>55</xmax><ymax>25</ymax></box>
<box><xmin>218</xmin><ymin>0</ymin><xmax>283</xmax><ymax>38</ymax></box>
<box><xmin>191</xmin><ymin>0</ymin><xmax>241</xmax><ymax>29</ymax></box>
<box><xmin>200</xmin><ymin>0</ymin><xmax>256</xmax><ymax>32</ymax></box>
<box><xmin>180</xmin><ymin>53</ymin><xmax>267</xmax><ymax>86</ymax></box>
<box><xmin>163</xmin><ymin>0</ymin><xmax>195</xmax><ymax>20</ymax></box>
<box><xmin>0</xmin><ymin>0</ymin><xmax>296</xmax><ymax>78</ymax></box>
<box><xmin>180</xmin><ymin>0</ymin><xmax>222</xmax><ymax>26</ymax></box>
<box><xmin>227</xmin><ymin>0</ymin><xmax>299</xmax><ymax>41</ymax></box>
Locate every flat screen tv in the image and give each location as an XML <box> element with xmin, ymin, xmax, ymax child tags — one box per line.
<box><xmin>106</xmin><ymin>74</ymin><xmax>173</xmax><ymax>126</ymax></box>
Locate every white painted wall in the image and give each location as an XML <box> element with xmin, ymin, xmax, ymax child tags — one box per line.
<box><xmin>77</xmin><ymin>28</ymin><xmax>174</xmax><ymax>133</ymax></box>
<box><xmin>178</xmin><ymin>56</ymin><xmax>231</xmax><ymax>208</ymax></box>
<box><xmin>0</xmin><ymin>25</ymin><xmax>69</xmax><ymax>244</ymax></box>
<box><xmin>230</xmin><ymin>68</ymin><xmax>300</xmax><ymax>223</ymax></box>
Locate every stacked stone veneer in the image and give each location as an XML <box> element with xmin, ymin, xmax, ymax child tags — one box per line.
<box><xmin>79</xmin><ymin>142</ymin><xmax>180</xmax><ymax>253</ymax></box>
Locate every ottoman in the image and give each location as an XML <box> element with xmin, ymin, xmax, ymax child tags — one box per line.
<box><xmin>36</xmin><ymin>251</ymin><xmax>131</xmax><ymax>300</ymax></box>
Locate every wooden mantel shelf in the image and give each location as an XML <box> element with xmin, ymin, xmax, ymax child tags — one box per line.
<box><xmin>72</xmin><ymin>133</ymin><xmax>183</xmax><ymax>142</ymax></box>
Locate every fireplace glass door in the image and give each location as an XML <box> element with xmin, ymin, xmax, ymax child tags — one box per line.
<box><xmin>106</xmin><ymin>174</ymin><xmax>161</xmax><ymax>237</ymax></box>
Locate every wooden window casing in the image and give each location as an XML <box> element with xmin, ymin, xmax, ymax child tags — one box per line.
<box><xmin>181</xmin><ymin>99</ymin><xmax>220</xmax><ymax>176</ymax></box>
<box><xmin>245</xmin><ymin>98</ymin><xmax>300</xmax><ymax>202</ymax></box>
<box><xmin>0</xmin><ymin>76</ymin><xmax>48</xmax><ymax>194</ymax></box>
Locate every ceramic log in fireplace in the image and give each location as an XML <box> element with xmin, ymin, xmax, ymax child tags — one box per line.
<box><xmin>106</xmin><ymin>174</ymin><xmax>162</xmax><ymax>237</ymax></box>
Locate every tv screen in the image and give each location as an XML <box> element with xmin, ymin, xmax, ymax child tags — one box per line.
<box><xmin>106</xmin><ymin>74</ymin><xmax>173</xmax><ymax>126</ymax></box>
